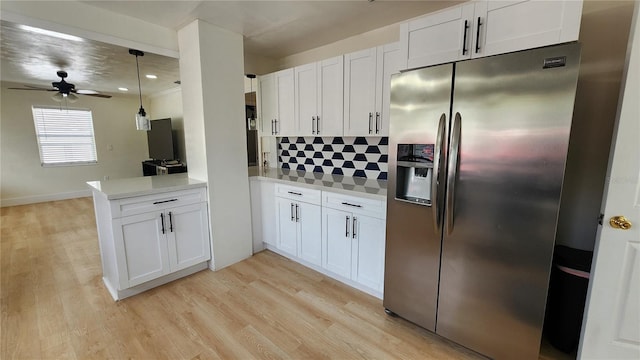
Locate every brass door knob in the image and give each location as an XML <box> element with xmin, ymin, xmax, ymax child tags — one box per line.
<box><xmin>610</xmin><ymin>216</ymin><xmax>632</xmax><ymax>230</ymax></box>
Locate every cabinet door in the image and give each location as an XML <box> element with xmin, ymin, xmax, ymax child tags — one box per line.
<box><xmin>116</xmin><ymin>212</ymin><xmax>170</xmax><ymax>288</ymax></box>
<box><xmin>344</xmin><ymin>47</ymin><xmax>377</xmax><ymax>136</ymax></box>
<box><xmin>259</xmin><ymin>73</ymin><xmax>277</xmax><ymax>136</ymax></box>
<box><xmin>400</xmin><ymin>3</ymin><xmax>474</xmax><ymax>70</ymax></box>
<box><xmin>276</xmin><ymin>197</ymin><xmax>298</xmax><ymax>256</ymax></box>
<box><xmin>166</xmin><ymin>203</ymin><xmax>211</xmax><ymax>272</ymax></box>
<box><xmin>295</xmin><ymin>63</ymin><xmax>318</xmax><ymax>136</ymax></box>
<box><xmin>322</xmin><ymin>208</ymin><xmax>352</xmax><ymax>279</ymax></box>
<box><xmin>375</xmin><ymin>43</ymin><xmax>401</xmax><ymax>136</ymax></box>
<box><xmin>473</xmin><ymin>0</ymin><xmax>583</xmax><ymax>58</ymax></box>
<box><xmin>275</xmin><ymin>69</ymin><xmax>295</xmax><ymax>136</ymax></box>
<box><xmin>297</xmin><ymin>202</ymin><xmax>322</xmax><ymax>267</ymax></box>
<box><xmin>317</xmin><ymin>56</ymin><xmax>344</xmax><ymax>136</ymax></box>
<box><xmin>352</xmin><ymin>215</ymin><xmax>386</xmax><ymax>292</ymax></box>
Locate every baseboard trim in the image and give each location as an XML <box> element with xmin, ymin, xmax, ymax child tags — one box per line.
<box><xmin>1</xmin><ymin>190</ymin><xmax>92</xmax><ymax>207</ymax></box>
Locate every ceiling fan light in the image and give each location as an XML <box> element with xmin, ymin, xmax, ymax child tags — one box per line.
<box><xmin>67</xmin><ymin>93</ymin><xmax>79</xmax><ymax>103</ymax></box>
<box><xmin>51</xmin><ymin>92</ymin><xmax>64</xmax><ymax>102</ymax></box>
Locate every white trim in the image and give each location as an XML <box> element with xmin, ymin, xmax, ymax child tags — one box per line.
<box><xmin>1</xmin><ymin>190</ymin><xmax>92</xmax><ymax>207</ymax></box>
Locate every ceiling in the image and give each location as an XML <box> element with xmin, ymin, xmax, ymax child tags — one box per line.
<box><xmin>1</xmin><ymin>1</ymin><xmax>457</xmax><ymax>97</ymax></box>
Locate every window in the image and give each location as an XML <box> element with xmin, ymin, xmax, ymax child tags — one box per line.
<box><xmin>31</xmin><ymin>106</ymin><xmax>98</xmax><ymax>166</ymax></box>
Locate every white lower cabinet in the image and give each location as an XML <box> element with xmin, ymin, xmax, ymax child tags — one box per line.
<box><xmin>256</xmin><ymin>182</ymin><xmax>386</xmax><ymax>297</ymax></box>
<box><xmin>275</xmin><ymin>184</ymin><xmax>322</xmax><ymax>266</ymax></box>
<box><xmin>92</xmin><ymin>186</ymin><xmax>211</xmax><ymax>300</ymax></box>
<box><xmin>322</xmin><ymin>197</ymin><xmax>386</xmax><ymax>294</ymax></box>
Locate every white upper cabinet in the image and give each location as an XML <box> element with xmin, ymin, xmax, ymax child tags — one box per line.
<box><xmin>258</xmin><ymin>73</ymin><xmax>276</xmax><ymax>137</ymax></box>
<box><xmin>259</xmin><ymin>69</ymin><xmax>295</xmax><ymax>136</ymax></box>
<box><xmin>344</xmin><ymin>47</ymin><xmax>378</xmax><ymax>136</ymax></box>
<box><xmin>474</xmin><ymin>0</ymin><xmax>583</xmax><ymax>58</ymax></box>
<box><xmin>294</xmin><ymin>56</ymin><xmax>344</xmax><ymax>137</ymax></box>
<box><xmin>400</xmin><ymin>3</ymin><xmax>475</xmax><ymax>70</ymax></box>
<box><xmin>344</xmin><ymin>43</ymin><xmax>400</xmax><ymax>136</ymax></box>
<box><xmin>400</xmin><ymin>0</ymin><xmax>583</xmax><ymax>70</ymax></box>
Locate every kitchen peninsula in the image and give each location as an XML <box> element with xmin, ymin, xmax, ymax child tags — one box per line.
<box><xmin>88</xmin><ymin>174</ymin><xmax>211</xmax><ymax>300</ymax></box>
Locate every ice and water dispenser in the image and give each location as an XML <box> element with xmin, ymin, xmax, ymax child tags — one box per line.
<box><xmin>395</xmin><ymin>144</ymin><xmax>434</xmax><ymax>205</ymax></box>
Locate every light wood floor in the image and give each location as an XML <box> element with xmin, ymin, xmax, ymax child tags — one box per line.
<box><xmin>1</xmin><ymin>198</ymin><xmax>571</xmax><ymax>359</ymax></box>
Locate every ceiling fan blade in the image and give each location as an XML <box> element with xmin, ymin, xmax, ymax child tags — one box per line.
<box><xmin>8</xmin><ymin>87</ymin><xmax>55</xmax><ymax>91</ymax></box>
<box><xmin>81</xmin><ymin>93</ymin><xmax>112</xmax><ymax>99</ymax></box>
<box><xmin>23</xmin><ymin>85</ymin><xmax>56</xmax><ymax>90</ymax></box>
<box><xmin>75</xmin><ymin>89</ymin><xmax>99</xmax><ymax>95</ymax></box>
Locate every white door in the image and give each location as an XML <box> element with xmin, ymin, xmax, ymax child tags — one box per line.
<box><xmin>318</xmin><ymin>56</ymin><xmax>344</xmax><ymax>136</ymax></box>
<box><xmin>297</xmin><ymin>202</ymin><xmax>322</xmax><ymax>267</ymax></box>
<box><xmin>116</xmin><ymin>212</ymin><xmax>169</xmax><ymax>288</ymax></box>
<box><xmin>275</xmin><ymin>68</ymin><xmax>295</xmax><ymax>136</ymax></box>
<box><xmin>375</xmin><ymin>43</ymin><xmax>401</xmax><ymax>136</ymax></box>
<box><xmin>295</xmin><ymin>63</ymin><xmax>317</xmax><ymax>136</ymax></box>
<box><xmin>166</xmin><ymin>203</ymin><xmax>211</xmax><ymax>272</ymax></box>
<box><xmin>352</xmin><ymin>215</ymin><xmax>386</xmax><ymax>292</ymax></box>
<box><xmin>276</xmin><ymin>197</ymin><xmax>298</xmax><ymax>256</ymax></box>
<box><xmin>344</xmin><ymin>47</ymin><xmax>377</xmax><ymax>136</ymax></box>
<box><xmin>258</xmin><ymin>73</ymin><xmax>276</xmax><ymax>136</ymax></box>
<box><xmin>580</xmin><ymin>6</ymin><xmax>640</xmax><ymax>359</ymax></box>
<box><xmin>322</xmin><ymin>208</ymin><xmax>352</xmax><ymax>278</ymax></box>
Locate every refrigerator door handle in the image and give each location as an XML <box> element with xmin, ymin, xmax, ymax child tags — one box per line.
<box><xmin>446</xmin><ymin>112</ymin><xmax>462</xmax><ymax>235</ymax></box>
<box><xmin>432</xmin><ymin>113</ymin><xmax>447</xmax><ymax>234</ymax></box>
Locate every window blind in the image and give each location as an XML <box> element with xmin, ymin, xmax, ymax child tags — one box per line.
<box><xmin>31</xmin><ymin>106</ymin><xmax>98</xmax><ymax>166</ymax></box>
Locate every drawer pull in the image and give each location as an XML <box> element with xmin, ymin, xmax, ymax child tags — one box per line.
<box><xmin>153</xmin><ymin>199</ymin><xmax>178</xmax><ymax>205</ymax></box>
<box><xmin>341</xmin><ymin>202</ymin><xmax>362</xmax><ymax>208</ymax></box>
<box><xmin>287</xmin><ymin>191</ymin><xmax>303</xmax><ymax>196</ymax></box>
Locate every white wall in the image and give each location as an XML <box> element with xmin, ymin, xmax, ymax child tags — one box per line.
<box><xmin>0</xmin><ymin>83</ymin><xmax>149</xmax><ymax>206</ymax></box>
<box><xmin>178</xmin><ymin>20</ymin><xmax>253</xmax><ymax>270</ymax></box>
<box><xmin>148</xmin><ymin>88</ymin><xmax>186</xmax><ymax>163</ymax></box>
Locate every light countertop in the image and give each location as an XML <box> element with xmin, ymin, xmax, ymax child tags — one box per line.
<box><xmin>248</xmin><ymin>167</ymin><xmax>387</xmax><ymax>200</ymax></box>
<box><xmin>87</xmin><ymin>173</ymin><xmax>206</xmax><ymax>200</ymax></box>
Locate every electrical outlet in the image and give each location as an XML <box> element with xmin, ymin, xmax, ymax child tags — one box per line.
<box><xmin>107</xmin><ymin>144</ymin><xmax>114</xmax><ymax>151</ymax></box>
<box><xmin>103</xmin><ymin>175</ymin><xmax>110</xmax><ymax>181</ymax></box>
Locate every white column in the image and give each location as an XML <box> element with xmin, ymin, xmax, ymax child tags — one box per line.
<box><xmin>178</xmin><ymin>20</ymin><xmax>252</xmax><ymax>270</ymax></box>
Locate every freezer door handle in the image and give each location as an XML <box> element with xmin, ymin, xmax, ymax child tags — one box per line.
<box><xmin>432</xmin><ymin>113</ymin><xmax>447</xmax><ymax>234</ymax></box>
<box><xmin>446</xmin><ymin>112</ymin><xmax>462</xmax><ymax>235</ymax></box>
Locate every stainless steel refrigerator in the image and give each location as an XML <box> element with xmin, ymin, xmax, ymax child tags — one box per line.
<box><xmin>384</xmin><ymin>43</ymin><xmax>581</xmax><ymax>359</ymax></box>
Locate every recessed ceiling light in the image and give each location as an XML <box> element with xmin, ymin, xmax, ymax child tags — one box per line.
<box><xmin>118</xmin><ymin>87</ymin><xmax>129</xmax><ymax>91</ymax></box>
<box><xmin>145</xmin><ymin>74</ymin><xmax>157</xmax><ymax>79</ymax></box>
<box><xmin>19</xmin><ymin>25</ymin><xmax>84</xmax><ymax>42</ymax></box>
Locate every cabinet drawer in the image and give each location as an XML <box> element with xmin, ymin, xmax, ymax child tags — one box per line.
<box><xmin>112</xmin><ymin>187</ymin><xmax>207</xmax><ymax>218</ymax></box>
<box><xmin>275</xmin><ymin>184</ymin><xmax>321</xmax><ymax>205</ymax></box>
<box><xmin>323</xmin><ymin>192</ymin><xmax>386</xmax><ymax>219</ymax></box>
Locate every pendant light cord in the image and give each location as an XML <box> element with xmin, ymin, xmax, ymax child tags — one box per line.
<box><xmin>135</xmin><ymin>54</ymin><xmax>144</xmax><ymax>111</ymax></box>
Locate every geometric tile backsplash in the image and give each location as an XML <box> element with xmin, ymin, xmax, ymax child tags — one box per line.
<box><xmin>278</xmin><ymin>137</ymin><xmax>388</xmax><ymax>180</ymax></box>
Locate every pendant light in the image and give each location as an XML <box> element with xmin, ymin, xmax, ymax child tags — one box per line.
<box><xmin>246</xmin><ymin>74</ymin><xmax>257</xmax><ymax>131</ymax></box>
<box><xmin>129</xmin><ymin>49</ymin><xmax>150</xmax><ymax>131</ymax></box>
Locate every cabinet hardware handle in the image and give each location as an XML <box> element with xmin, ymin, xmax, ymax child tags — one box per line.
<box><xmin>274</xmin><ymin>119</ymin><xmax>278</xmax><ymax>134</ymax></box>
<box><xmin>352</xmin><ymin>217</ymin><xmax>357</xmax><ymax>239</ymax></box>
<box><xmin>153</xmin><ymin>199</ymin><xmax>178</xmax><ymax>205</ymax></box>
<box><xmin>375</xmin><ymin>112</ymin><xmax>380</xmax><ymax>134</ymax></box>
<box><xmin>295</xmin><ymin>204</ymin><xmax>300</xmax><ymax>222</ymax></box>
<box><xmin>160</xmin><ymin>213</ymin><xmax>166</xmax><ymax>234</ymax></box>
<box><xmin>345</xmin><ymin>216</ymin><xmax>350</xmax><ymax>237</ymax></box>
<box><xmin>316</xmin><ymin>115</ymin><xmax>320</xmax><ymax>134</ymax></box>
<box><xmin>462</xmin><ymin>20</ymin><xmax>469</xmax><ymax>55</ymax></box>
<box><xmin>290</xmin><ymin>203</ymin><xmax>295</xmax><ymax>221</ymax></box>
<box><xmin>288</xmin><ymin>191</ymin><xmax>303</xmax><ymax>196</ymax></box>
<box><xmin>312</xmin><ymin>116</ymin><xmax>316</xmax><ymax>134</ymax></box>
<box><xmin>341</xmin><ymin>202</ymin><xmax>362</xmax><ymax>208</ymax></box>
<box><xmin>168</xmin><ymin>211</ymin><xmax>174</xmax><ymax>232</ymax></box>
<box><xmin>271</xmin><ymin>119</ymin><xmax>274</xmax><ymax>135</ymax></box>
<box><xmin>368</xmin><ymin>112</ymin><xmax>373</xmax><ymax>134</ymax></box>
<box><xmin>475</xmin><ymin>17</ymin><xmax>482</xmax><ymax>54</ymax></box>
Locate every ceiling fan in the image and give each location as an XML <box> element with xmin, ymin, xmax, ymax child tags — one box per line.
<box><xmin>8</xmin><ymin>70</ymin><xmax>112</xmax><ymax>100</ymax></box>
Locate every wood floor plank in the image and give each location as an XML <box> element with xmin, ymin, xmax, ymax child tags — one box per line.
<box><xmin>1</xmin><ymin>198</ymin><xmax>569</xmax><ymax>360</ymax></box>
